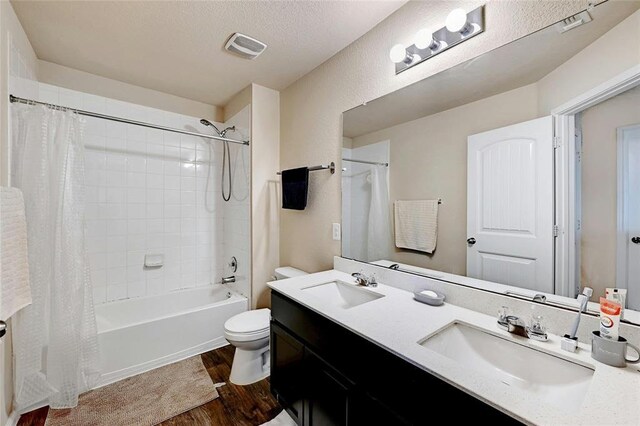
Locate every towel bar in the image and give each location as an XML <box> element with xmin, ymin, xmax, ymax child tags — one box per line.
<box><xmin>276</xmin><ymin>162</ymin><xmax>335</xmax><ymax>175</ymax></box>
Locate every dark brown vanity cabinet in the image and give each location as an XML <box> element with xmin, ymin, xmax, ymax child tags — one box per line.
<box><xmin>270</xmin><ymin>291</ymin><xmax>522</xmax><ymax>426</ymax></box>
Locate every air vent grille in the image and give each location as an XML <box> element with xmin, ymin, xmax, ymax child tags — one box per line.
<box><xmin>556</xmin><ymin>11</ymin><xmax>593</xmax><ymax>33</ymax></box>
<box><xmin>225</xmin><ymin>33</ymin><xmax>267</xmax><ymax>60</ymax></box>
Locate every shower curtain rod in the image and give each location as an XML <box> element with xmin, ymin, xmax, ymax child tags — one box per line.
<box><xmin>9</xmin><ymin>94</ymin><xmax>250</xmax><ymax>146</ymax></box>
<box><xmin>342</xmin><ymin>158</ymin><xmax>388</xmax><ymax>167</ymax></box>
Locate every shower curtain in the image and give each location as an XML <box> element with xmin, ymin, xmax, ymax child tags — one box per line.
<box><xmin>11</xmin><ymin>104</ymin><xmax>99</xmax><ymax>410</ymax></box>
<box><xmin>367</xmin><ymin>166</ymin><xmax>392</xmax><ymax>262</ymax></box>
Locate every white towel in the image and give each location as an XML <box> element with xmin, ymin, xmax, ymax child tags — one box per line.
<box><xmin>1</xmin><ymin>187</ymin><xmax>32</xmax><ymax>320</ymax></box>
<box><xmin>394</xmin><ymin>199</ymin><xmax>439</xmax><ymax>253</ymax></box>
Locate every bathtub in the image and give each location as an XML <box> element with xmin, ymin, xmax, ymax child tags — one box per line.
<box><xmin>94</xmin><ymin>285</ymin><xmax>247</xmax><ymax>387</ymax></box>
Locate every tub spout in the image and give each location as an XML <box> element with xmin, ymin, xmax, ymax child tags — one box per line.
<box><xmin>220</xmin><ymin>276</ymin><xmax>236</xmax><ymax>284</ymax></box>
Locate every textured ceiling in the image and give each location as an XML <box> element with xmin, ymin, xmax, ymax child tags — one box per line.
<box><xmin>343</xmin><ymin>1</ymin><xmax>640</xmax><ymax>138</ymax></box>
<box><xmin>11</xmin><ymin>0</ymin><xmax>406</xmax><ymax>106</ymax></box>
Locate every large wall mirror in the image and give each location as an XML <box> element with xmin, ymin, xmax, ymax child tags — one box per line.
<box><xmin>341</xmin><ymin>1</ymin><xmax>640</xmax><ymax>324</ymax></box>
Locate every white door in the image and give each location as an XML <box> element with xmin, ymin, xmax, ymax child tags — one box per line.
<box><xmin>467</xmin><ymin>116</ymin><xmax>554</xmax><ymax>293</ymax></box>
<box><xmin>617</xmin><ymin>124</ymin><xmax>640</xmax><ymax>310</ymax></box>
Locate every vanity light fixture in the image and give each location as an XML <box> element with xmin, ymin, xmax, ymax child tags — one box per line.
<box><xmin>445</xmin><ymin>8</ymin><xmax>472</xmax><ymax>35</ymax></box>
<box><xmin>391</xmin><ymin>5</ymin><xmax>485</xmax><ymax>74</ymax></box>
<box><xmin>414</xmin><ymin>28</ymin><xmax>440</xmax><ymax>51</ymax></box>
<box><xmin>389</xmin><ymin>43</ymin><xmax>419</xmax><ymax>65</ymax></box>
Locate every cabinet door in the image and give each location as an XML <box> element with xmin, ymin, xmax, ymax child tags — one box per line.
<box><xmin>304</xmin><ymin>350</ymin><xmax>352</xmax><ymax>426</ymax></box>
<box><xmin>271</xmin><ymin>322</ymin><xmax>305</xmax><ymax>425</ymax></box>
<box><xmin>349</xmin><ymin>392</ymin><xmax>408</xmax><ymax>426</ymax></box>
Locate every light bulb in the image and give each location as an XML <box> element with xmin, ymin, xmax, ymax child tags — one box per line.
<box><xmin>414</xmin><ymin>29</ymin><xmax>430</xmax><ymax>49</ymax></box>
<box><xmin>446</xmin><ymin>8</ymin><xmax>470</xmax><ymax>34</ymax></box>
<box><xmin>389</xmin><ymin>44</ymin><xmax>408</xmax><ymax>63</ymax></box>
<box><xmin>414</xmin><ymin>29</ymin><xmax>439</xmax><ymax>51</ymax></box>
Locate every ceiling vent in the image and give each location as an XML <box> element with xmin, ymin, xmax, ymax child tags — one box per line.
<box><xmin>224</xmin><ymin>33</ymin><xmax>267</xmax><ymax>60</ymax></box>
<box><xmin>556</xmin><ymin>11</ymin><xmax>592</xmax><ymax>34</ymax></box>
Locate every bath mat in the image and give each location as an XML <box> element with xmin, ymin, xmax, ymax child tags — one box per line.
<box><xmin>45</xmin><ymin>356</ymin><xmax>220</xmax><ymax>426</ymax></box>
<box><xmin>261</xmin><ymin>410</ymin><xmax>298</xmax><ymax>426</ymax></box>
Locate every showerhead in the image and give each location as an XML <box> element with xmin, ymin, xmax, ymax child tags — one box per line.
<box><xmin>200</xmin><ymin>118</ymin><xmax>223</xmax><ymax>137</ymax></box>
<box><xmin>199</xmin><ymin>119</ymin><xmax>235</xmax><ymax>137</ymax></box>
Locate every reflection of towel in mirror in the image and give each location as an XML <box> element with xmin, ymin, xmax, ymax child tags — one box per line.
<box><xmin>394</xmin><ymin>199</ymin><xmax>438</xmax><ymax>253</ymax></box>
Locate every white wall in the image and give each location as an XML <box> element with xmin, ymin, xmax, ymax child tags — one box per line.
<box><xmin>38</xmin><ymin>60</ymin><xmax>223</xmax><ymax>123</ymax></box>
<box><xmin>280</xmin><ymin>0</ymin><xmax>594</xmax><ymax>273</ymax></box>
<box><xmin>222</xmin><ymin>105</ymin><xmax>252</xmax><ymax>299</ymax></box>
<box><xmin>251</xmin><ymin>84</ymin><xmax>280</xmax><ymax>309</ymax></box>
<box><xmin>538</xmin><ymin>9</ymin><xmax>640</xmax><ymax>114</ymax></box>
<box><xmin>0</xmin><ymin>1</ymin><xmax>39</xmax><ymax>422</ymax></box>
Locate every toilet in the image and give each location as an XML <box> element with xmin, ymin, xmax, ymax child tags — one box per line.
<box><xmin>224</xmin><ymin>266</ymin><xmax>307</xmax><ymax>385</ymax></box>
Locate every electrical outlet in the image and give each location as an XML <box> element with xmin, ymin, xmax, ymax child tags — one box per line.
<box><xmin>332</xmin><ymin>223</ymin><xmax>341</xmax><ymax>241</ymax></box>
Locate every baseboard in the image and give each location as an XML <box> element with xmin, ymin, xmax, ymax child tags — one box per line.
<box><xmin>5</xmin><ymin>410</ymin><xmax>19</xmax><ymax>426</ymax></box>
<box><xmin>94</xmin><ymin>337</ymin><xmax>229</xmax><ymax>389</ymax></box>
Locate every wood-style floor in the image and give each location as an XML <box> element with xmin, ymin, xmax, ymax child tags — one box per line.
<box><xmin>17</xmin><ymin>345</ymin><xmax>282</xmax><ymax>426</ymax></box>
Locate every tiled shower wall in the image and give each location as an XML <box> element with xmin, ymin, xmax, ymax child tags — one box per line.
<box><xmin>35</xmin><ymin>83</ymin><xmax>251</xmax><ymax>304</ymax></box>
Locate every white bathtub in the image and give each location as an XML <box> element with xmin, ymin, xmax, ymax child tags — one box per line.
<box><xmin>94</xmin><ymin>285</ymin><xmax>247</xmax><ymax>387</ymax></box>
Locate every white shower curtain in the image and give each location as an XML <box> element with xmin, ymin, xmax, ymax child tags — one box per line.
<box><xmin>11</xmin><ymin>104</ymin><xmax>99</xmax><ymax>410</ymax></box>
<box><xmin>367</xmin><ymin>166</ymin><xmax>392</xmax><ymax>262</ymax></box>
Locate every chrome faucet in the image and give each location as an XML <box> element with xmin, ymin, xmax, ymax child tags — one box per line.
<box><xmin>497</xmin><ymin>306</ymin><xmax>548</xmax><ymax>341</ymax></box>
<box><xmin>220</xmin><ymin>275</ymin><xmax>236</xmax><ymax>284</ymax></box>
<box><xmin>352</xmin><ymin>272</ymin><xmax>377</xmax><ymax>287</ymax></box>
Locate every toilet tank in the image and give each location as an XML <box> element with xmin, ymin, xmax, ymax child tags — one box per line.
<box><xmin>274</xmin><ymin>266</ymin><xmax>307</xmax><ymax>280</ymax></box>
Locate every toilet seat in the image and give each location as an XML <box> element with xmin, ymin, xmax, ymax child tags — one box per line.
<box><xmin>224</xmin><ymin>308</ymin><xmax>270</xmax><ymax>342</ymax></box>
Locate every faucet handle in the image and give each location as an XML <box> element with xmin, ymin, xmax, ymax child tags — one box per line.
<box><xmin>369</xmin><ymin>273</ymin><xmax>378</xmax><ymax>287</ymax></box>
<box><xmin>526</xmin><ymin>313</ymin><xmax>548</xmax><ymax>341</ymax></box>
<box><xmin>497</xmin><ymin>306</ymin><xmax>510</xmax><ymax>325</ymax></box>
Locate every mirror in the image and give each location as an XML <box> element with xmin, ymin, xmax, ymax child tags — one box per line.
<box><xmin>341</xmin><ymin>1</ymin><xmax>640</xmax><ymax>324</ymax></box>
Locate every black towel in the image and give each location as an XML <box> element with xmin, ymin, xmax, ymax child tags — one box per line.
<box><xmin>282</xmin><ymin>167</ymin><xmax>309</xmax><ymax>210</ymax></box>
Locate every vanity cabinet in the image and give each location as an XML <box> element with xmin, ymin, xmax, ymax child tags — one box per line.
<box><xmin>270</xmin><ymin>291</ymin><xmax>521</xmax><ymax>425</ymax></box>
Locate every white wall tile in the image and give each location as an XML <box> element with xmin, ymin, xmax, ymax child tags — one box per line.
<box><xmin>107</xmin><ymin>283</ymin><xmax>127</xmax><ymax>302</ymax></box>
<box><xmin>93</xmin><ymin>286</ymin><xmax>107</xmax><ymax>304</ymax></box>
<box><xmin>37</xmin><ymin>82</ymin><xmax>245</xmax><ymax>305</ymax></box>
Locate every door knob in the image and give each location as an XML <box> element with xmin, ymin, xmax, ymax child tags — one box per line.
<box><xmin>467</xmin><ymin>237</ymin><xmax>476</xmax><ymax>245</ymax></box>
<box><xmin>632</xmin><ymin>236</ymin><xmax>640</xmax><ymax>244</ymax></box>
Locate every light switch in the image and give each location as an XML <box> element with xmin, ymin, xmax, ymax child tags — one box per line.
<box><xmin>332</xmin><ymin>223</ymin><xmax>341</xmax><ymax>241</ymax></box>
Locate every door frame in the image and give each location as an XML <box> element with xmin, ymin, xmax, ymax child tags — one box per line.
<box><xmin>552</xmin><ymin>65</ymin><xmax>640</xmax><ymax>297</ymax></box>
<box><xmin>616</xmin><ymin>124</ymin><xmax>640</xmax><ymax>291</ymax></box>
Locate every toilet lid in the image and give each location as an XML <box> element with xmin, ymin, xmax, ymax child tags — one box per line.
<box><xmin>224</xmin><ymin>308</ymin><xmax>270</xmax><ymax>334</ymax></box>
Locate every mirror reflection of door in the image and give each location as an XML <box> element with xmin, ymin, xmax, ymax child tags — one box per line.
<box><xmin>466</xmin><ymin>116</ymin><xmax>554</xmax><ymax>293</ymax></box>
<box><xmin>578</xmin><ymin>85</ymin><xmax>640</xmax><ymax>309</ymax></box>
<box><xmin>618</xmin><ymin>125</ymin><xmax>640</xmax><ymax>310</ymax></box>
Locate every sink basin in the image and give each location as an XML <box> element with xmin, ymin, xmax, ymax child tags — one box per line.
<box><xmin>419</xmin><ymin>322</ymin><xmax>593</xmax><ymax>413</ymax></box>
<box><xmin>302</xmin><ymin>281</ymin><xmax>384</xmax><ymax>309</ymax></box>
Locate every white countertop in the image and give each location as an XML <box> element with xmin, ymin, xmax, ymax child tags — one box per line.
<box><xmin>268</xmin><ymin>270</ymin><xmax>640</xmax><ymax>425</ymax></box>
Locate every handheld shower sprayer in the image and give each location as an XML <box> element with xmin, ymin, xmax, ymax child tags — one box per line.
<box><xmin>200</xmin><ymin>119</ymin><xmax>237</xmax><ymax>202</ymax></box>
